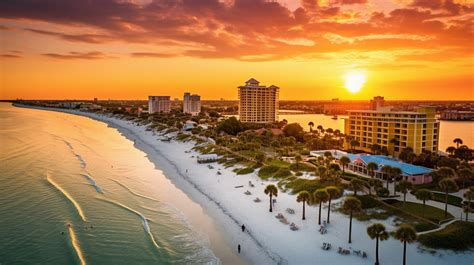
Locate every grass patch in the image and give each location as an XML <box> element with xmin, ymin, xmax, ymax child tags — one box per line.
<box><xmin>431</xmin><ymin>192</ymin><xmax>463</xmax><ymax>207</ymax></box>
<box><xmin>288</xmin><ymin>162</ymin><xmax>317</xmax><ymax>172</ymax></box>
<box><xmin>235</xmin><ymin>167</ymin><xmax>254</xmax><ymax>175</ymax></box>
<box><xmin>258</xmin><ymin>165</ymin><xmax>280</xmax><ymax>179</ymax></box>
<box><xmin>390</xmin><ymin>201</ymin><xmax>453</xmax><ymax>223</ymax></box>
<box><xmin>418</xmin><ymin>221</ymin><xmax>474</xmax><ymax>250</ymax></box>
<box><xmin>268</xmin><ymin>159</ymin><xmax>291</xmax><ymax>167</ymax></box>
<box><xmin>274</xmin><ymin>168</ymin><xmax>292</xmax><ymax>179</ymax></box>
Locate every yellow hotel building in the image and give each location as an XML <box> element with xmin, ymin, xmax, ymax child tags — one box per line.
<box><xmin>344</xmin><ymin>98</ymin><xmax>440</xmax><ymax>156</ymax></box>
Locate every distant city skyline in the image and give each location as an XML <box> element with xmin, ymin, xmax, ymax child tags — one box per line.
<box><xmin>1</xmin><ymin>0</ymin><xmax>473</xmax><ymax>100</ymax></box>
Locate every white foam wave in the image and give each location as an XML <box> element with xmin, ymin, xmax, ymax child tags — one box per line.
<box><xmin>101</xmin><ymin>198</ymin><xmax>162</xmax><ymax>251</ymax></box>
<box><xmin>46</xmin><ymin>173</ymin><xmax>87</xmax><ymax>222</ymax></box>
<box><xmin>109</xmin><ymin>178</ymin><xmax>159</xmax><ymax>202</ymax></box>
<box><xmin>68</xmin><ymin>225</ymin><xmax>87</xmax><ymax>265</ymax></box>
<box><xmin>81</xmin><ymin>173</ymin><xmax>104</xmax><ymax>193</ymax></box>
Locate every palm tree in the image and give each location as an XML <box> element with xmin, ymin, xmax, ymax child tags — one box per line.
<box><xmin>458</xmin><ymin>168</ymin><xmax>473</xmax><ymax>189</ymax></box>
<box><xmin>391</xmin><ymin>167</ymin><xmax>402</xmax><ymax>195</ymax></box>
<box><xmin>264</xmin><ymin>184</ymin><xmax>278</xmax><ymax>212</ymax></box>
<box><xmin>340</xmin><ymin>156</ymin><xmax>350</xmax><ymax>174</ymax></box>
<box><xmin>313</xmin><ymin>189</ymin><xmax>329</xmax><ymax>225</ymax></box>
<box><xmin>439</xmin><ymin>178</ymin><xmax>459</xmax><ymax>217</ymax></box>
<box><xmin>394</xmin><ymin>225</ymin><xmax>417</xmax><ymax>265</ymax></box>
<box><xmin>463</xmin><ymin>190</ymin><xmax>473</xmax><ymax>221</ymax></box>
<box><xmin>350</xmin><ymin>139</ymin><xmax>360</xmax><ymax>152</ymax></box>
<box><xmin>367</xmin><ymin>162</ymin><xmax>379</xmax><ymax>178</ymax></box>
<box><xmin>317</xmin><ymin>125</ymin><xmax>324</xmax><ymax>134</ymax></box>
<box><xmin>296</xmin><ymin>191</ymin><xmax>311</xmax><ymax>220</ymax></box>
<box><xmin>415</xmin><ymin>189</ymin><xmax>433</xmax><ymax>218</ymax></box>
<box><xmin>446</xmin><ymin>146</ymin><xmax>456</xmax><ymax>156</ymax></box>
<box><xmin>295</xmin><ymin>155</ymin><xmax>302</xmax><ymax>170</ymax></box>
<box><xmin>326</xmin><ymin>128</ymin><xmax>334</xmax><ymax>135</ymax></box>
<box><xmin>453</xmin><ymin>138</ymin><xmax>463</xmax><ymax>149</ymax></box>
<box><xmin>308</xmin><ymin>121</ymin><xmax>314</xmax><ymax>132</ymax></box>
<box><xmin>325</xmin><ymin>186</ymin><xmax>340</xmax><ymax>223</ymax></box>
<box><xmin>396</xmin><ymin>180</ymin><xmax>413</xmax><ymax>206</ymax></box>
<box><xmin>350</xmin><ymin>178</ymin><xmax>365</xmax><ymax>196</ymax></box>
<box><xmin>368</xmin><ymin>178</ymin><xmax>383</xmax><ymax>196</ymax></box>
<box><xmin>342</xmin><ymin>196</ymin><xmax>362</xmax><ymax>243</ymax></box>
<box><xmin>317</xmin><ymin>165</ymin><xmax>327</xmax><ymax>180</ymax></box>
<box><xmin>381</xmin><ymin>165</ymin><xmax>393</xmax><ymax>193</ymax></box>
<box><xmin>367</xmin><ymin>223</ymin><xmax>389</xmax><ymax>265</ymax></box>
<box><xmin>389</xmin><ymin>138</ymin><xmax>400</xmax><ymax>157</ymax></box>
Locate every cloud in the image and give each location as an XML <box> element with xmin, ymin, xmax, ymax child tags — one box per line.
<box><xmin>1</xmin><ymin>54</ymin><xmax>22</xmax><ymax>58</ymax></box>
<box><xmin>130</xmin><ymin>52</ymin><xmax>177</xmax><ymax>58</ymax></box>
<box><xmin>42</xmin><ymin>51</ymin><xmax>109</xmax><ymax>60</ymax></box>
<box><xmin>0</xmin><ymin>0</ymin><xmax>472</xmax><ymax>61</ymax></box>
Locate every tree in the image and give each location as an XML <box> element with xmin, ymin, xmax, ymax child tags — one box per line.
<box><xmin>391</xmin><ymin>167</ymin><xmax>403</xmax><ymax>195</ymax></box>
<box><xmin>216</xmin><ymin>116</ymin><xmax>243</xmax><ymax>135</ymax></box>
<box><xmin>453</xmin><ymin>138</ymin><xmax>463</xmax><ymax>149</ymax></box>
<box><xmin>463</xmin><ymin>190</ymin><xmax>473</xmax><ymax>221</ymax></box>
<box><xmin>446</xmin><ymin>146</ymin><xmax>456</xmax><ymax>156</ymax></box>
<box><xmin>368</xmin><ymin>178</ymin><xmax>383</xmax><ymax>196</ymax></box>
<box><xmin>255</xmin><ymin>153</ymin><xmax>266</xmax><ymax>166</ymax></box>
<box><xmin>313</xmin><ymin>189</ymin><xmax>329</xmax><ymax>225</ymax></box>
<box><xmin>376</xmin><ymin>187</ymin><xmax>389</xmax><ymax>197</ymax></box>
<box><xmin>396</xmin><ymin>180</ymin><xmax>413</xmax><ymax>206</ymax></box>
<box><xmin>342</xmin><ymin>196</ymin><xmax>362</xmax><ymax>243</ymax></box>
<box><xmin>317</xmin><ymin>125</ymin><xmax>324</xmax><ymax>134</ymax></box>
<box><xmin>340</xmin><ymin>156</ymin><xmax>350</xmax><ymax>174</ymax></box>
<box><xmin>282</xmin><ymin>123</ymin><xmax>304</xmax><ymax>142</ymax></box>
<box><xmin>371</xmin><ymin>144</ymin><xmax>382</xmax><ymax>155</ymax></box>
<box><xmin>367</xmin><ymin>223</ymin><xmax>389</xmax><ymax>265</ymax></box>
<box><xmin>381</xmin><ymin>165</ymin><xmax>393</xmax><ymax>193</ymax></box>
<box><xmin>415</xmin><ymin>189</ymin><xmax>433</xmax><ymax>218</ymax></box>
<box><xmin>389</xmin><ymin>138</ymin><xmax>400</xmax><ymax>157</ymax></box>
<box><xmin>350</xmin><ymin>139</ymin><xmax>360</xmax><ymax>152</ymax></box>
<box><xmin>367</xmin><ymin>162</ymin><xmax>379</xmax><ymax>178</ymax></box>
<box><xmin>458</xmin><ymin>167</ymin><xmax>473</xmax><ymax>189</ymax></box>
<box><xmin>317</xmin><ymin>165</ymin><xmax>327</xmax><ymax>180</ymax></box>
<box><xmin>296</xmin><ymin>191</ymin><xmax>311</xmax><ymax>220</ymax></box>
<box><xmin>264</xmin><ymin>184</ymin><xmax>278</xmax><ymax>212</ymax></box>
<box><xmin>394</xmin><ymin>225</ymin><xmax>417</xmax><ymax>265</ymax></box>
<box><xmin>350</xmin><ymin>178</ymin><xmax>365</xmax><ymax>196</ymax></box>
<box><xmin>308</xmin><ymin>121</ymin><xmax>314</xmax><ymax>132</ymax></box>
<box><xmin>325</xmin><ymin>186</ymin><xmax>340</xmax><ymax>223</ymax></box>
<box><xmin>439</xmin><ymin>178</ymin><xmax>459</xmax><ymax>217</ymax></box>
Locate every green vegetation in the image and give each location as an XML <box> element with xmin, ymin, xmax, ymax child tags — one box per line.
<box><xmin>430</xmin><ymin>192</ymin><xmax>463</xmax><ymax>207</ymax></box>
<box><xmin>418</xmin><ymin>221</ymin><xmax>474</xmax><ymax>250</ymax></box>
<box><xmin>235</xmin><ymin>167</ymin><xmax>254</xmax><ymax>175</ymax></box>
<box><xmin>390</xmin><ymin>201</ymin><xmax>453</xmax><ymax>223</ymax></box>
<box><xmin>258</xmin><ymin>165</ymin><xmax>280</xmax><ymax>179</ymax></box>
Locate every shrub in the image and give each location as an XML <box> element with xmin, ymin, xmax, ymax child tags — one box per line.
<box><xmin>258</xmin><ymin>165</ymin><xmax>280</xmax><ymax>179</ymax></box>
<box><xmin>418</xmin><ymin>221</ymin><xmax>474</xmax><ymax>250</ymax></box>
<box><xmin>236</xmin><ymin>167</ymin><xmax>254</xmax><ymax>175</ymax></box>
<box><xmin>274</xmin><ymin>168</ymin><xmax>292</xmax><ymax>179</ymax></box>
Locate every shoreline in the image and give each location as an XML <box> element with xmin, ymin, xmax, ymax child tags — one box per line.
<box><xmin>14</xmin><ymin>104</ymin><xmax>278</xmax><ymax>265</ymax></box>
<box><xmin>14</xmin><ymin>104</ymin><xmax>474</xmax><ymax>265</ymax></box>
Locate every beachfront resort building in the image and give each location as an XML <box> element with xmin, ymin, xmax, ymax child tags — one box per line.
<box><xmin>238</xmin><ymin>78</ymin><xmax>279</xmax><ymax>123</ymax></box>
<box><xmin>148</xmin><ymin>96</ymin><xmax>171</xmax><ymax>114</ymax></box>
<box><xmin>310</xmin><ymin>150</ymin><xmax>433</xmax><ymax>184</ymax></box>
<box><xmin>183</xmin><ymin>92</ymin><xmax>201</xmax><ymax>115</ymax></box>
<box><xmin>344</xmin><ymin>97</ymin><xmax>440</xmax><ymax>156</ymax></box>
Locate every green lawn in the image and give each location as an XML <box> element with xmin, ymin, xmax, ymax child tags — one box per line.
<box><xmin>431</xmin><ymin>192</ymin><xmax>463</xmax><ymax>207</ymax></box>
<box><xmin>391</xmin><ymin>201</ymin><xmax>453</xmax><ymax>223</ymax></box>
<box><xmin>418</xmin><ymin>221</ymin><xmax>474</xmax><ymax>250</ymax></box>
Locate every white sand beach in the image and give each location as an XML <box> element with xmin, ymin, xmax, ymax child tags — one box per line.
<box><xmin>17</xmin><ymin>105</ymin><xmax>474</xmax><ymax>265</ymax></box>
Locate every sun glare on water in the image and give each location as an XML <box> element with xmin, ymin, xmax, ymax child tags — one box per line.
<box><xmin>344</xmin><ymin>70</ymin><xmax>367</xmax><ymax>93</ymax></box>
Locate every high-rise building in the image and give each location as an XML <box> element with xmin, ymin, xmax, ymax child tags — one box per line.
<box><xmin>344</xmin><ymin>97</ymin><xmax>439</xmax><ymax>155</ymax></box>
<box><xmin>148</xmin><ymin>96</ymin><xmax>171</xmax><ymax>114</ymax></box>
<box><xmin>183</xmin><ymin>92</ymin><xmax>201</xmax><ymax>115</ymax></box>
<box><xmin>238</xmin><ymin>78</ymin><xmax>279</xmax><ymax>123</ymax></box>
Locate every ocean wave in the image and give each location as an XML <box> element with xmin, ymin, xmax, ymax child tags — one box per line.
<box><xmin>68</xmin><ymin>224</ymin><xmax>87</xmax><ymax>265</ymax></box>
<box><xmin>81</xmin><ymin>172</ymin><xmax>104</xmax><ymax>193</ymax></box>
<box><xmin>46</xmin><ymin>173</ymin><xmax>87</xmax><ymax>222</ymax></box>
<box><xmin>100</xmin><ymin>198</ymin><xmax>162</xmax><ymax>251</ymax></box>
<box><xmin>63</xmin><ymin>140</ymin><xmax>87</xmax><ymax>168</ymax></box>
<box><xmin>109</xmin><ymin>178</ymin><xmax>159</xmax><ymax>202</ymax></box>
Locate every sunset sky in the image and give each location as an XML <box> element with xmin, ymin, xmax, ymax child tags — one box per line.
<box><xmin>1</xmin><ymin>0</ymin><xmax>473</xmax><ymax>100</ymax></box>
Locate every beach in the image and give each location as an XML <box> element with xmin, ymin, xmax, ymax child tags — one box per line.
<box><xmin>15</xmin><ymin>104</ymin><xmax>474</xmax><ymax>265</ymax></box>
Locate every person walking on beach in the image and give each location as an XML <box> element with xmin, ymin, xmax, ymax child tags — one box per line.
<box><xmin>241</xmin><ymin>224</ymin><xmax>245</xmax><ymax>232</ymax></box>
<box><xmin>238</xmin><ymin>244</ymin><xmax>241</xmax><ymax>253</ymax></box>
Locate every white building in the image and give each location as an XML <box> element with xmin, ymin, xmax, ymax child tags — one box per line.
<box><xmin>148</xmin><ymin>96</ymin><xmax>171</xmax><ymax>114</ymax></box>
<box><xmin>183</xmin><ymin>92</ymin><xmax>201</xmax><ymax>115</ymax></box>
<box><xmin>238</xmin><ymin>78</ymin><xmax>279</xmax><ymax>123</ymax></box>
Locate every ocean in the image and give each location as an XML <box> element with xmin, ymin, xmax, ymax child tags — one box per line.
<box><xmin>0</xmin><ymin>103</ymin><xmax>243</xmax><ymax>265</ymax></box>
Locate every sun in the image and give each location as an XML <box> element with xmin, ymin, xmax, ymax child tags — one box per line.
<box><xmin>344</xmin><ymin>71</ymin><xmax>367</xmax><ymax>93</ymax></box>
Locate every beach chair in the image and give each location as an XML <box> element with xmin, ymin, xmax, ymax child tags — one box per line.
<box><xmin>362</xmin><ymin>252</ymin><xmax>367</xmax><ymax>258</ymax></box>
<box><xmin>253</xmin><ymin>197</ymin><xmax>261</xmax><ymax>202</ymax></box>
<box><xmin>244</xmin><ymin>190</ymin><xmax>251</xmax><ymax>195</ymax></box>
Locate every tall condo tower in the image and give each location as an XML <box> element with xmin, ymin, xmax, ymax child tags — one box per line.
<box><xmin>183</xmin><ymin>92</ymin><xmax>201</xmax><ymax>115</ymax></box>
<box><xmin>238</xmin><ymin>78</ymin><xmax>279</xmax><ymax>123</ymax></box>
